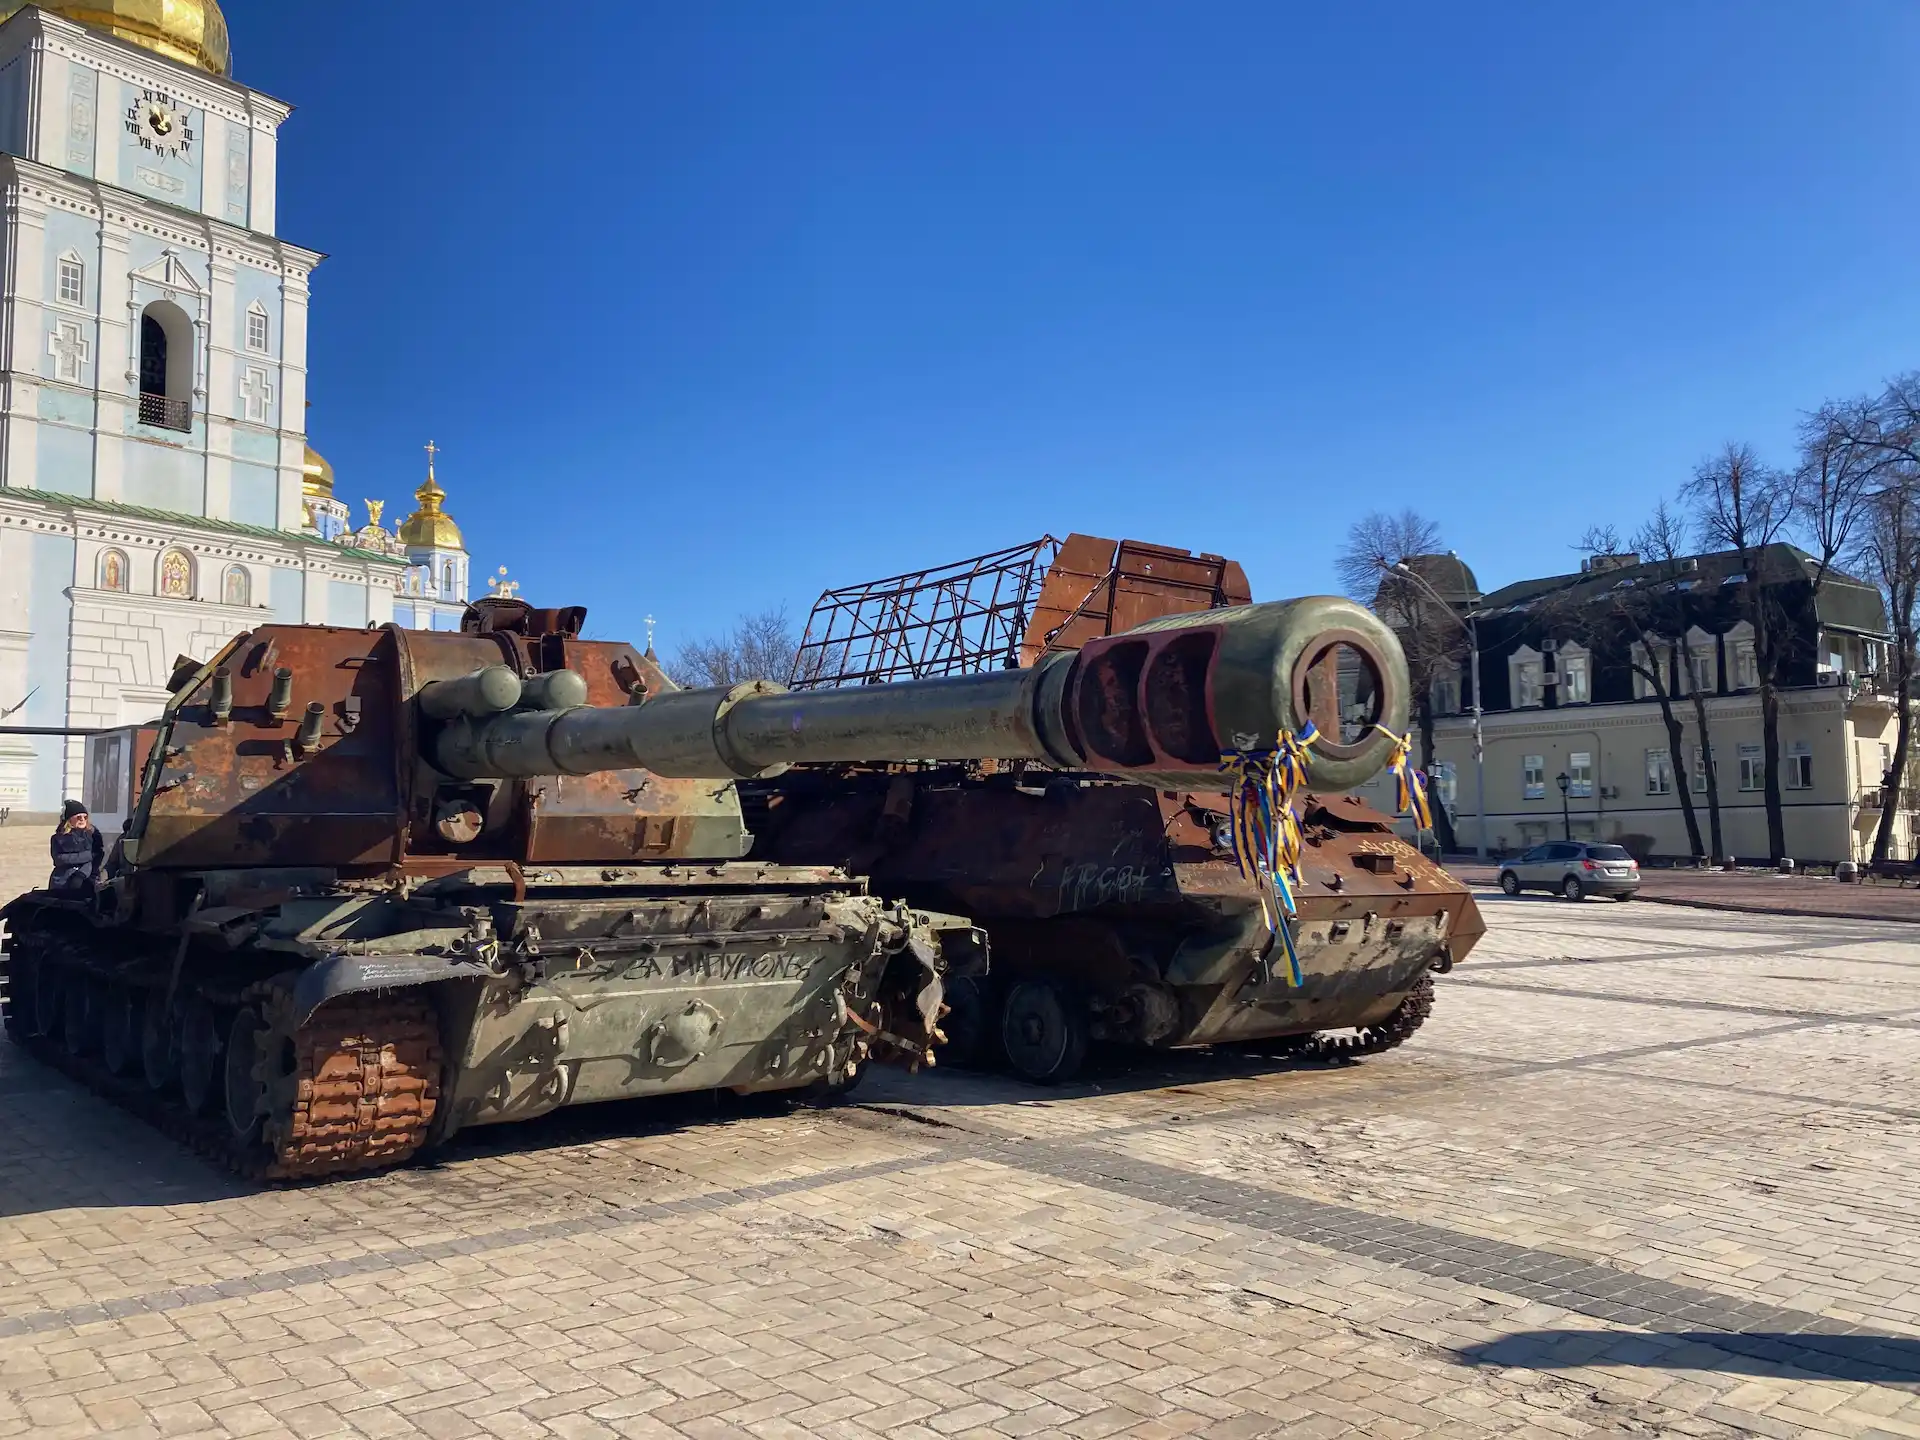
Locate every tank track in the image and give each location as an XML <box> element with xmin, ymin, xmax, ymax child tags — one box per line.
<box><xmin>1</xmin><ymin>911</ymin><xmax>441</xmax><ymax>1182</ymax></box>
<box><xmin>1295</xmin><ymin>971</ymin><xmax>1435</xmax><ymax>1061</ymax></box>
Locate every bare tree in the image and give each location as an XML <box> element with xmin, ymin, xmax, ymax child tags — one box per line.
<box><xmin>1856</xmin><ymin>470</ymin><xmax>1920</xmax><ymax>861</ymax></box>
<box><xmin>1685</xmin><ymin>443</ymin><xmax>1794</xmax><ymax>861</ymax></box>
<box><xmin>1816</xmin><ymin>374</ymin><xmax>1920</xmax><ymax>862</ymax></box>
<box><xmin>671</xmin><ymin>607</ymin><xmax>821</xmax><ymax>689</ymax></box>
<box><xmin>1559</xmin><ymin>514</ymin><xmax>1712</xmax><ymax>864</ymax></box>
<box><xmin>1337</xmin><ymin>510</ymin><xmax>1463</xmax><ymax>849</ymax></box>
<box><xmin>1629</xmin><ymin>504</ymin><xmax>1714</xmax><ymax>861</ymax></box>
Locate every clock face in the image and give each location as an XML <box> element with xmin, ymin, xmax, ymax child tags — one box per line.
<box><xmin>124</xmin><ymin>88</ymin><xmax>195</xmax><ymax>162</ymax></box>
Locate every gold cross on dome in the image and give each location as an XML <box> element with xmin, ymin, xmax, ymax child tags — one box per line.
<box><xmin>424</xmin><ymin>439</ymin><xmax>439</xmax><ymax>476</ymax></box>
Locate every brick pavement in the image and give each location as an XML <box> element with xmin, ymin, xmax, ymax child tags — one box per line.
<box><xmin>0</xmin><ymin>828</ymin><xmax>45</xmax><ymax>913</ymax></box>
<box><xmin>3</xmin><ymin>891</ymin><xmax>1920</xmax><ymax>1437</ymax></box>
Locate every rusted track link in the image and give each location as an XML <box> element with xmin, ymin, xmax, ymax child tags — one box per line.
<box><xmin>1</xmin><ymin>919</ymin><xmax>441</xmax><ymax>1182</ymax></box>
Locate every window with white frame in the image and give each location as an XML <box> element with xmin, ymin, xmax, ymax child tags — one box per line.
<box><xmin>57</xmin><ymin>254</ymin><xmax>84</xmax><ymax>307</ymax></box>
<box><xmin>1738</xmin><ymin>743</ymin><xmax>1764</xmax><ymax>792</ymax></box>
<box><xmin>1733</xmin><ymin>640</ymin><xmax>1758</xmax><ymax>690</ymax></box>
<box><xmin>1523</xmin><ymin>754</ymin><xmax>1545</xmax><ymax>800</ymax></box>
<box><xmin>1692</xmin><ymin>745</ymin><xmax>1716</xmax><ymax>794</ymax></box>
<box><xmin>1560</xmin><ymin>650</ymin><xmax>1590</xmax><ymax>704</ymax></box>
<box><xmin>1687</xmin><ymin>643</ymin><xmax>1716</xmax><ymax>694</ymax></box>
<box><xmin>1568</xmin><ymin>751</ymin><xmax>1593</xmax><ymax>798</ymax></box>
<box><xmin>246</xmin><ymin>304</ymin><xmax>269</xmax><ymax>354</ymax></box>
<box><xmin>1784</xmin><ymin>740</ymin><xmax>1812</xmax><ymax>790</ymax></box>
<box><xmin>1630</xmin><ymin>642</ymin><xmax>1666</xmax><ymax>699</ymax></box>
<box><xmin>1646</xmin><ymin>748</ymin><xmax>1674</xmax><ymax>795</ymax></box>
<box><xmin>1513</xmin><ymin>659</ymin><xmax>1541</xmax><ymax>708</ymax></box>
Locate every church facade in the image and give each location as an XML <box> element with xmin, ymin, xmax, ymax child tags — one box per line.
<box><xmin>0</xmin><ymin>2</ymin><xmax>475</xmax><ymax>818</ymax></box>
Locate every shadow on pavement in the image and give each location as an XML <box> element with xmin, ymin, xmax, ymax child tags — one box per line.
<box><xmin>1459</xmin><ymin>1329</ymin><xmax>1920</xmax><ymax>1388</ymax></box>
<box><xmin>0</xmin><ymin>1060</ymin><xmax>250</xmax><ymax>1216</ymax></box>
<box><xmin>857</xmin><ymin>1040</ymin><xmax>1382</xmax><ymax>1112</ymax></box>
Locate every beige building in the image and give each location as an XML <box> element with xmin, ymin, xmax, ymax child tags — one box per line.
<box><xmin>1352</xmin><ymin>546</ymin><xmax>1918</xmax><ymax>864</ymax></box>
<box><xmin>1355</xmin><ymin>681</ymin><xmax>1914</xmax><ymax>863</ymax></box>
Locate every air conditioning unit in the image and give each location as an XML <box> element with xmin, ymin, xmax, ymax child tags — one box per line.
<box><xmin>1817</xmin><ymin>672</ymin><xmax>1839</xmax><ymax>688</ymax></box>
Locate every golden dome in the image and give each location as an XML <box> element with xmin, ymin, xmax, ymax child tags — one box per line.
<box><xmin>399</xmin><ymin>447</ymin><xmax>464</xmax><ymax>550</ymax></box>
<box><xmin>302</xmin><ymin>440</ymin><xmax>334</xmax><ymax>499</ymax></box>
<box><xmin>1</xmin><ymin>0</ymin><xmax>232</xmax><ymax>77</ymax></box>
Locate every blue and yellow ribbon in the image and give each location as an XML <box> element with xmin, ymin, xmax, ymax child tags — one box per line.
<box><xmin>1218</xmin><ymin>721</ymin><xmax>1318</xmax><ymax>987</ymax></box>
<box><xmin>1376</xmin><ymin>726</ymin><xmax>1434</xmax><ymax>832</ymax></box>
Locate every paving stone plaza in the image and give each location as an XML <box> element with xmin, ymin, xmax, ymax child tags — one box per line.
<box><xmin>3</xmin><ymin>890</ymin><xmax>1919</xmax><ymax>1439</ymax></box>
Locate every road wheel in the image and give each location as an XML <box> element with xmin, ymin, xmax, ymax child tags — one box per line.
<box><xmin>100</xmin><ymin>984</ymin><xmax>141</xmax><ymax>1076</ymax></box>
<box><xmin>1561</xmin><ymin>876</ymin><xmax>1585</xmax><ymax>902</ymax></box>
<box><xmin>1499</xmin><ymin>872</ymin><xmax>1521</xmax><ymax>897</ymax></box>
<box><xmin>224</xmin><ymin>1006</ymin><xmax>272</xmax><ymax>1142</ymax></box>
<box><xmin>31</xmin><ymin>959</ymin><xmax>63</xmax><ymax>1040</ymax></box>
<box><xmin>999</xmin><ymin>980</ymin><xmax>1088</xmax><ymax>1085</ymax></box>
<box><xmin>62</xmin><ymin>977</ymin><xmax>101</xmax><ymax>1059</ymax></box>
<box><xmin>177</xmin><ymin>998</ymin><xmax>222</xmax><ymax>1115</ymax></box>
<box><xmin>141</xmin><ymin>993</ymin><xmax>175</xmax><ymax>1091</ymax></box>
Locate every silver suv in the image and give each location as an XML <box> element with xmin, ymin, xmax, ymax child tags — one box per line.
<box><xmin>1498</xmin><ymin>841</ymin><xmax>1641</xmax><ymax>901</ymax></box>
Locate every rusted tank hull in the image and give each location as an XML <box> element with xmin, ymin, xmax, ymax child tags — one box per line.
<box><xmin>747</xmin><ymin>767</ymin><xmax>1483</xmax><ymax>1081</ymax></box>
<box><xmin>0</xmin><ymin>865</ymin><xmax>978</xmax><ymax>1179</ymax></box>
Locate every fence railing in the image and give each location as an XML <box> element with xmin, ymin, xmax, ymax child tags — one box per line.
<box><xmin>1860</xmin><ymin>786</ymin><xmax>1920</xmax><ymax>810</ymax></box>
<box><xmin>138</xmin><ymin>392</ymin><xmax>191</xmax><ymax>432</ymax></box>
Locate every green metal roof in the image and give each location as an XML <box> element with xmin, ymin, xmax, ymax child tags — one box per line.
<box><xmin>0</xmin><ymin>485</ymin><xmax>398</xmax><ymax>565</ymax></box>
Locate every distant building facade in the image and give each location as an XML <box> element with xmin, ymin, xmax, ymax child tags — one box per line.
<box><xmin>1354</xmin><ymin>545</ymin><xmax>1918</xmax><ymax>864</ymax></box>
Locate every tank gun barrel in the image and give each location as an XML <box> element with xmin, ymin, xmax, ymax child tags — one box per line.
<box><xmin>431</xmin><ymin>596</ymin><xmax>1410</xmax><ymax>792</ymax></box>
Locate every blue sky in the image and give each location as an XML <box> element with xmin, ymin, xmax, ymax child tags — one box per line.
<box><xmin>240</xmin><ymin>1</ymin><xmax>1920</xmax><ymax>648</ymax></box>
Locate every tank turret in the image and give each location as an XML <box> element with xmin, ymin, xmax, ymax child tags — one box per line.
<box><xmin>748</xmin><ymin>536</ymin><xmax>1484</xmax><ymax>1085</ymax></box>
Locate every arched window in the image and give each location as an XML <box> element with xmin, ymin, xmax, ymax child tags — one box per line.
<box><xmin>158</xmin><ymin>548</ymin><xmax>193</xmax><ymax>598</ymax></box>
<box><xmin>222</xmin><ymin>565</ymin><xmax>250</xmax><ymax>607</ymax></box>
<box><xmin>138</xmin><ymin>300</ymin><xmax>193</xmax><ymax>432</ymax></box>
<box><xmin>97</xmin><ymin>549</ymin><xmax>127</xmax><ymax>592</ymax></box>
<box><xmin>442</xmin><ymin>560</ymin><xmax>455</xmax><ymax>594</ymax></box>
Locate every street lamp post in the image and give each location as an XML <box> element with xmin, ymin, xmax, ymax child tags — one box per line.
<box><xmin>1388</xmin><ymin>561</ymin><xmax>1487</xmax><ymax>859</ymax></box>
<box><xmin>1556</xmin><ymin>771</ymin><xmax>1572</xmax><ymax>842</ymax></box>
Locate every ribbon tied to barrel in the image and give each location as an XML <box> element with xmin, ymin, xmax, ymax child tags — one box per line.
<box><xmin>1218</xmin><ymin>721</ymin><xmax>1316</xmax><ymax>987</ymax></box>
<box><xmin>1220</xmin><ymin>721</ymin><xmax>1436</xmax><ymax>989</ymax></box>
<box><xmin>1375</xmin><ymin>725</ymin><xmax>1434</xmax><ymax>833</ymax></box>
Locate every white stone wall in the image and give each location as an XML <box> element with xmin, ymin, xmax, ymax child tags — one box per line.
<box><xmin>67</xmin><ymin>589</ymin><xmax>254</xmax><ymax>730</ymax></box>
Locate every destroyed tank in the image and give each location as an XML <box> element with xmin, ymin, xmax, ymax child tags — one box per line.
<box><xmin>748</xmin><ymin>536</ymin><xmax>1486</xmax><ymax>1082</ymax></box>
<box><xmin>0</xmin><ymin>599</ymin><xmax>988</xmax><ymax>1180</ymax></box>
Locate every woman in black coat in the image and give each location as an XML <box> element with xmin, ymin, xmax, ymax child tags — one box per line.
<box><xmin>49</xmin><ymin>800</ymin><xmax>104</xmax><ymax>896</ymax></box>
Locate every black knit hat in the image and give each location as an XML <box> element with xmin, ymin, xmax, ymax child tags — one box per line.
<box><xmin>61</xmin><ymin>799</ymin><xmax>87</xmax><ymax>821</ymax></box>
